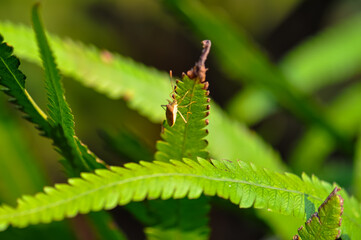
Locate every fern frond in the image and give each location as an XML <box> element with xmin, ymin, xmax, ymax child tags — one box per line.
<box><xmin>31</xmin><ymin>6</ymin><xmax>105</xmax><ymax>173</ymax></box>
<box><xmin>32</xmin><ymin>5</ymin><xmax>71</xmax><ymax>128</ymax></box>
<box><xmin>31</xmin><ymin>5</ymin><xmax>85</xmax><ymax>171</ymax></box>
<box><xmin>155</xmin><ymin>74</ymin><xmax>210</xmax><ymax>162</ymax></box>
<box><xmin>152</xmin><ymin>42</ymin><xmax>211</xmax><ymax>239</ymax></box>
<box><xmin>0</xmin><ymin>34</ymin><xmax>50</xmax><ymax>135</ymax></box>
<box><xmin>0</xmin><ymin>159</ymin><xmax>360</xmax><ymax>238</ymax></box>
<box><xmin>294</xmin><ymin>187</ymin><xmax>343</xmax><ymax>240</ymax></box>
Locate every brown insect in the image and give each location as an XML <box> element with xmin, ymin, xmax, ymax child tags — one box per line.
<box><xmin>161</xmin><ymin>71</ymin><xmax>194</xmax><ymax>127</ymax></box>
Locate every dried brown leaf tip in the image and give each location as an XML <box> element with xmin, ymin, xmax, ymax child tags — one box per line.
<box><xmin>293</xmin><ymin>187</ymin><xmax>344</xmax><ymax>240</ymax></box>
<box><xmin>187</xmin><ymin>40</ymin><xmax>211</xmax><ymax>85</ymax></box>
<box><xmin>185</xmin><ymin>40</ymin><xmax>211</xmax><ymax>125</ymax></box>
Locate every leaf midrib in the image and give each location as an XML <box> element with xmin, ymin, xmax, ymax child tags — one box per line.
<box><xmin>37</xmin><ymin>28</ymin><xmax>69</xmax><ymax>131</ymax></box>
<box><xmin>0</xmin><ymin>56</ymin><xmax>24</xmax><ymax>90</ymax></box>
<box><xmin>0</xmin><ymin>55</ymin><xmax>48</xmax><ymax>123</ymax></box>
<box><xmin>180</xmin><ymin>80</ymin><xmax>197</xmax><ymax>160</ymax></box>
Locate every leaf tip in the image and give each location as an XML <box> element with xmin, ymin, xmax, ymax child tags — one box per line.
<box><xmin>186</xmin><ymin>40</ymin><xmax>211</xmax><ymax>83</ymax></box>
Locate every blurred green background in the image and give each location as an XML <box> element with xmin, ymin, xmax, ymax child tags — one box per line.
<box><xmin>1</xmin><ymin>0</ymin><xmax>361</xmax><ymax>239</ymax></box>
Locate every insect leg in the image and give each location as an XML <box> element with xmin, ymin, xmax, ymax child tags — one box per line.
<box><xmin>177</xmin><ymin>90</ymin><xmax>190</xmax><ymax>105</ymax></box>
<box><xmin>178</xmin><ymin>101</ymin><xmax>196</xmax><ymax>108</ymax></box>
<box><xmin>177</xmin><ymin>110</ymin><xmax>188</xmax><ymax>124</ymax></box>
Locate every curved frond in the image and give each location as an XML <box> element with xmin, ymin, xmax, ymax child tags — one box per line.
<box><xmin>31</xmin><ymin>6</ymin><xmax>105</xmax><ymax>173</ymax></box>
<box><xmin>32</xmin><ymin>5</ymin><xmax>70</xmax><ymax>128</ymax></box>
<box><xmin>294</xmin><ymin>187</ymin><xmax>343</xmax><ymax>240</ymax></box>
<box><xmin>0</xmin><ymin>159</ymin><xmax>360</xmax><ymax>238</ymax></box>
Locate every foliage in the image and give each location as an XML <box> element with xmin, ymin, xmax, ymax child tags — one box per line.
<box><xmin>294</xmin><ymin>187</ymin><xmax>343</xmax><ymax>240</ymax></box>
<box><xmin>229</xmin><ymin>13</ymin><xmax>361</xmax><ymax>125</ymax></box>
<box><xmin>155</xmin><ymin>75</ymin><xmax>210</xmax><ymax>162</ymax></box>
<box><xmin>0</xmin><ymin>6</ymin><xmax>123</xmax><ymax>239</ymax></box>
<box><xmin>0</xmin><ymin>7</ymin><xmax>106</xmax><ymax>177</ymax></box>
<box><xmin>32</xmin><ymin>5</ymin><xmax>102</xmax><ymax>175</ymax></box>
<box><xmin>290</xmin><ymin>83</ymin><xmax>361</xmax><ymax>174</ymax></box>
<box><xmin>0</xmin><ymin>21</ymin><xmax>169</xmax><ymax>123</ymax></box>
<box><xmin>0</xmin><ymin>34</ymin><xmax>50</xmax><ymax>135</ymax></box>
<box><xmin>0</xmin><ymin>21</ymin><xmax>285</xmax><ymax>173</ymax></box>
<box><xmin>1</xmin><ymin>2</ymin><xmax>361</xmax><ymax>239</ymax></box>
<box><xmin>164</xmin><ymin>0</ymin><xmax>350</xmax><ymax>153</ymax></box>
<box><xmin>149</xmin><ymin>42</ymin><xmax>211</xmax><ymax>239</ymax></box>
<box><xmin>0</xmin><ymin>158</ymin><xmax>359</xmax><ymax>238</ymax></box>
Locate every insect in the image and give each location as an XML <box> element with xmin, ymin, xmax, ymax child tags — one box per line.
<box><xmin>161</xmin><ymin>71</ymin><xmax>194</xmax><ymax>127</ymax></box>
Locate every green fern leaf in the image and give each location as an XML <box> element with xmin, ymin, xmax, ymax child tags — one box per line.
<box><xmin>151</xmin><ymin>41</ymin><xmax>211</xmax><ymax>239</ymax></box>
<box><xmin>0</xmin><ymin>159</ymin><xmax>360</xmax><ymax>238</ymax></box>
<box><xmin>0</xmin><ymin>34</ymin><xmax>50</xmax><ymax>135</ymax></box>
<box><xmin>155</xmin><ymin>75</ymin><xmax>210</xmax><ymax>162</ymax></box>
<box><xmin>32</xmin><ymin>5</ymin><xmax>70</xmax><ymax>128</ymax></box>
<box><xmin>293</xmin><ymin>187</ymin><xmax>343</xmax><ymax>240</ymax></box>
<box><xmin>31</xmin><ymin>5</ymin><xmax>105</xmax><ymax>173</ymax></box>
